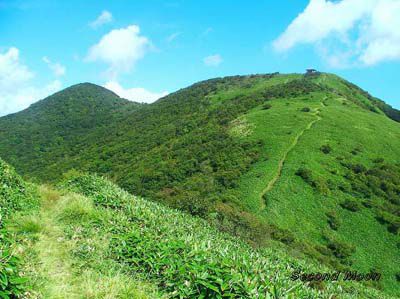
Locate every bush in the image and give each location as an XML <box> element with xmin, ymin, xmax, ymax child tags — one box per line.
<box><xmin>295</xmin><ymin>167</ymin><xmax>329</xmax><ymax>194</ymax></box>
<box><xmin>350</xmin><ymin>147</ymin><xmax>362</xmax><ymax>155</ymax></box>
<box><xmin>270</xmin><ymin>226</ymin><xmax>295</xmax><ymax>244</ymax></box>
<box><xmin>262</xmin><ymin>103</ymin><xmax>272</xmax><ymax>110</ymax></box>
<box><xmin>373</xmin><ymin>158</ymin><xmax>385</xmax><ymax>164</ymax></box>
<box><xmin>340</xmin><ymin>199</ymin><xmax>362</xmax><ymax>212</ymax></box>
<box><xmin>301</xmin><ymin>107</ymin><xmax>311</xmax><ymax>112</ymax></box>
<box><xmin>348</xmin><ymin>163</ymin><xmax>367</xmax><ymax>174</ymax></box>
<box><xmin>375</xmin><ymin>211</ymin><xmax>400</xmax><ymax>235</ymax></box>
<box><xmin>0</xmin><ymin>159</ymin><xmax>37</xmax><ymax>298</ymax></box>
<box><xmin>396</xmin><ymin>273</ymin><xmax>400</xmax><ymax>282</ymax></box>
<box><xmin>320</xmin><ymin>144</ymin><xmax>332</xmax><ymax>154</ymax></box>
<box><xmin>0</xmin><ymin>232</ymin><xmax>28</xmax><ymax>298</ymax></box>
<box><xmin>326</xmin><ymin>211</ymin><xmax>341</xmax><ymax>230</ymax></box>
<box><xmin>326</xmin><ymin>238</ymin><xmax>355</xmax><ymax>261</ymax></box>
<box><xmin>296</xmin><ymin>167</ymin><xmax>313</xmax><ymax>184</ymax></box>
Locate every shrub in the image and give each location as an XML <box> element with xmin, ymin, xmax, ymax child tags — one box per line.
<box><xmin>295</xmin><ymin>167</ymin><xmax>329</xmax><ymax>194</ymax></box>
<box><xmin>270</xmin><ymin>226</ymin><xmax>295</xmax><ymax>245</ymax></box>
<box><xmin>349</xmin><ymin>163</ymin><xmax>367</xmax><ymax>174</ymax></box>
<box><xmin>296</xmin><ymin>167</ymin><xmax>313</xmax><ymax>184</ymax></box>
<box><xmin>320</xmin><ymin>144</ymin><xmax>332</xmax><ymax>154</ymax></box>
<box><xmin>301</xmin><ymin>107</ymin><xmax>311</xmax><ymax>112</ymax></box>
<box><xmin>0</xmin><ymin>159</ymin><xmax>37</xmax><ymax>298</ymax></box>
<box><xmin>340</xmin><ymin>199</ymin><xmax>362</xmax><ymax>212</ymax></box>
<box><xmin>373</xmin><ymin>158</ymin><xmax>385</xmax><ymax>164</ymax></box>
<box><xmin>326</xmin><ymin>211</ymin><xmax>341</xmax><ymax>230</ymax></box>
<box><xmin>326</xmin><ymin>238</ymin><xmax>355</xmax><ymax>261</ymax></box>
<box><xmin>262</xmin><ymin>103</ymin><xmax>272</xmax><ymax>110</ymax></box>
<box><xmin>396</xmin><ymin>273</ymin><xmax>400</xmax><ymax>282</ymax></box>
<box><xmin>375</xmin><ymin>211</ymin><xmax>400</xmax><ymax>235</ymax></box>
<box><xmin>0</xmin><ymin>232</ymin><xmax>28</xmax><ymax>298</ymax></box>
<box><xmin>350</xmin><ymin>147</ymin><xmax>362</xmax><ymax>155</ymax></box>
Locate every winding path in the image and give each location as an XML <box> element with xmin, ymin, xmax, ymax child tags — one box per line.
<box><xmin>260</xmin><ymin>102</ymin><xmax>325</xmax><ymax>210</ymax></box>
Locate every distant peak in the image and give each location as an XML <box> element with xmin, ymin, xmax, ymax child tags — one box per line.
<box><xmin>62</xmin><ymin>82</ymin><xmax>119</xmax><ymax>96</ymax></box>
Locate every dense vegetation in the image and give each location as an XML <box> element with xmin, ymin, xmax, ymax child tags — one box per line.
<box><xmin>0</xmin><ymin>159</ymin><xmax>38</xmax><ymax>298</ymax></box>
<box><xmin>0</xmin><ymin>83</ymin><xmax>141</xmax><ymax>181</ymax></box>
<box><xmin>0</xmin><ymin>72</ymin><xmax>399</xmax><ymax>295</ymax></box>
<box><xmin>0</xmin><ymin>160</ymin><xmax>392</xmax><ymax>298</ymax></box>
<box><xmin>56</xmin><ymin>172</ymin><xmax>390</xmax><ymax>298</ymax></box>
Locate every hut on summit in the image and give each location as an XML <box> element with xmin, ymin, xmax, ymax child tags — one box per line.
<box><xmin>305</xmin><ymin>69</ymin><xmax>320</xmax><ymax>77</ymax></box>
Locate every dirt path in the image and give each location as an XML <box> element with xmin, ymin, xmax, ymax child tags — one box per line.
<box><xmin>260</xmin><ymin>103</ymin><xmax>324</xmax><ymax>210</ymax></box>
<box><xmin>32</xmin><ymin>196</ymin><xmax>80</xmax><ymax>298</ymax></box>
<box><xmin>11</xmin><ymin>188</ymin><xmax>151</xmax><ymax>299</ymax></box>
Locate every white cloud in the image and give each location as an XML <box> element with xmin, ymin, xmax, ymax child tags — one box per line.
<box><xmin>90</xmin><ymin>10</ymin><xmax>113</xmax><ymax>29</ymax></box>
<box><xmin>86</xmin><ymin>25</ymin><xmax>151</xmax><ymax>79</ymax></box>
<box><xmin>42</xmin><ymin>56</ymin><xmax>66</xmax><ymax>76</ymax></box>
<box><xmin>104</xmin><ymin>81</ymin><xmax>168</xmax><ymax>103</ymax></box>
<box><xmin>203</xmin><ymin>54</ymin><xmax>222</xmax><ymax>67</ymax></box>
<box><xmin>0</xmin><ymin>47</ymin><xmax>62</xmax><ymax>116</ymax></box>
<box><xmin>273</xmin><ymin>0</ymin><xmax>400</xmax><ymax>66</ymax></box>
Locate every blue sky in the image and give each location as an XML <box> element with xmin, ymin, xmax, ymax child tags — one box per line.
<box><xmin>1</xmin><ymin>0</ymin><xmax>399</xmax><ymax>116</ymax></box>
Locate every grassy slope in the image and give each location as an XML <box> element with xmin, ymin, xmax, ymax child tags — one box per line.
<box><xmin>234</xmin><ymin>75</ymin><xmax>400</xmax><ymax>294</ymax></box>
<box><xmin>9</xmin><ymin>186</ymin><xmax>158</xmax><ymax>298</ymax></box>
<box><xmin>0</xmin><ymin>157</ymin><xmax>395</xmax><ymax>298</ymax></box>
<box><xmin>57</xmin><ymin>173</ymin><xmax>390</xmax><ymax>298</ymax></box>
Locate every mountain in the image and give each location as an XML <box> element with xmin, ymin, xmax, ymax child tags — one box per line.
<box><xmin>0</xmin><ymin>83</ymin><xmax>142</xmax><ymax>182</ymax></box>
<box><xmin>0</xmin><ymin>72</ymin><xmax>399</xmax><ymax>295</ymax></box>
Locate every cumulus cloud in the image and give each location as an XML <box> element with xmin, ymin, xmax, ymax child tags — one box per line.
<box><xmin>273</xmin><ymin>0</ymin><xmax>400</xmax><ymax>66</ymax></box>
<box><xmin>104</xmin><ymin>81</ymin><xmax>168</xmax><ymax>103</ymax></box>
<box><xmin>203</xmin><ymin>54</ymin><xmax>222</xmax><ymax>67</ymax></box>
<box><xmin>86</xmin><ymin>25</ymin><xmax>151</xmax><ymax>79</ymax></box>
<box><xmin>42</xmin><ymin>56</ymin><xmax>66</xmax><ymax>76</ymax></box>
<box><xmin>0</xmin><ymin>47</ymin><xmax>62</xmax><ymax>116</ymax></box>
<box><xmin>90</xmin><ymin>10</ymin><xmax>113</xmax><ymax>29</ymax></box>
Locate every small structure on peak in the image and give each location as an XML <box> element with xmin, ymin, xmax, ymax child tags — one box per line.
<box><xmin>305</xmin><ymin>69</ymin><xmax>320</xmax><ymax>77</ymax></box>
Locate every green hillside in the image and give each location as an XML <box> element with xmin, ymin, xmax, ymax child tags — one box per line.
<box><xmin>0</xmin><ymin>161</ymin><xmax>392</xmax><ymax>298</ymax></box>
<box><xmin>0</xmin><ymin>72</ymin><xmax>399</xmax><ymax>295</ymax></box>
<box><xmin>0</xmin><ymin>83</ymin><xmax>141</xmax><ymax>180</ymax></box>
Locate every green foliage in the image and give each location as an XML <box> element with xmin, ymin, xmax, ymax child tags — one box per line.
<box><xmin>326</xmin><ymin>238</ymin><xmax>355</xmax><ymax>262</ymax></box>
<box><xmin>1</xmin><ymin>73</ymin><xmax>400</xmax><ymax>295</ymax></box>
<box><xmin>0</xmin><ymin>232</ymin><xmax>28</xmax><ymax>298</ymax></box>
<box><xmin>375</xmin><ymin>210</ymin><xmax>400</xmax><ymax>235</ymax></box>
<box><xmin>340</xmin><ymin>199</ymin><xmax>363</xmax><ymax>212</ymax></box>
<box><xmin>295</xmin><ymin>167</ymin><xmax>329</xmax><ymax>194</ymax></box>
<box><xmin>261</xmin><ymin>103</ymin><xmax>272</xmax><ymax>110</ymax></box>
<box><xmin>326</xmin><ymin>211</ymin><xmax>341</xmax><ymax>230</ymax></box>
<box><xmin>295</xmin><ymin>167</ymin><xmax>313</xmax><ymax>183</ymax></box>
<box><xmin>320</xmin><ymin>144</ymin><xmax>332</xmax><ymax>154</ymax></box>
<box><xmin>262</xmin><ymin>78</ymin><xmax>325</xmax><ymax>99</ymax></box>
<box><xmin>301</xmin><ymin>107</ymin><xmax>311</xmax><ymax>112</ymax></box>
<box><xmin>341</xmin><ymin>162</ymin><xmax>400</xmax><ymax>234</ymax></box>
<box><xmin>270</xmin><ymin>226</ymin><xmax>295</xmax><ymax>245</ymax></box>
<box><xmin>0</xmin><ymin>159</ymin><xmax>38</xmax><ymax>298</ymax></box>
<box><xmin>60</xmin><ymin>173</ymin><xmax>388</xmax><ymax>298</ymax></box>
